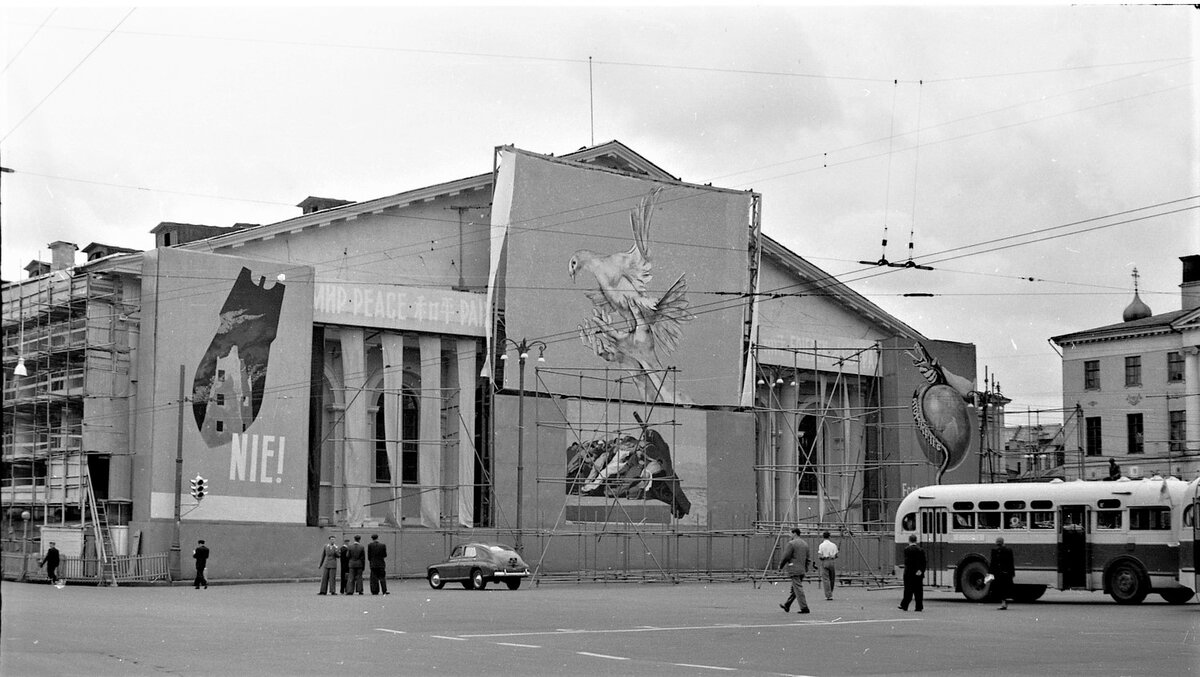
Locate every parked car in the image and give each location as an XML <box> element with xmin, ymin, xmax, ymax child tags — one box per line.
<box><xmin>427</xmin><ymin>542</ymin><xmax>530</xmax><ymax>590</ymax></box>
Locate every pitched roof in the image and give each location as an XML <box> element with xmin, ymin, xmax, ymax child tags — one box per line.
<box><xmin>178</xmin><ymin>140</ymin><xmax>679</xmax><ymax>251</ymax></box>
<box><xmin>760</xmin><ymin>235</ymin><xmax>927</xmax><ymax>341</ymax></box>
<box><xmin>1051</xmin><ymin>307</ymin><xmax>1195</xmax><ymax>345</ymax></box>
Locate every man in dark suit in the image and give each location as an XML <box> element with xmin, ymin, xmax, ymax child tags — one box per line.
<box><xmin>192</xmin><ymin>539</ymin><xmax>209</xmax><ymax>589</ymax></box>
<box><xmin>318</xmin><ymin>536</ymin><xmax>339</xmax><ymax>595</ymax></box>
<box><xmin>898</xmin><ymin>534</ymin><xmax>926</xmax><ymax>611</ymax></box>
<box><xmin>367</xmin><ymin>533</ymin><xmax>389</xmax><ymax>595</ymax></box>
<box><xmin>777</xmin><ymin>528</ymin><xmax>812</xmax><ymax>614</ymax></box>
<box><xmin>39</xmin><ymin>541</ymin><xmax>61</xmax><ymax>585</ymax></box>
<box><xmin>989</xmin><ymin>536</ymin><xmax>1015</xmax><ymax>610</ymax></box>
<box><xmin>338</xmin><ymin>539</ymin><xmax>350</xmax><ymax>594</ymax></box>
<box><xmin>348</xmin><ymin>535</ymin><xmax>366</xmax><ymax>594</ymax></box>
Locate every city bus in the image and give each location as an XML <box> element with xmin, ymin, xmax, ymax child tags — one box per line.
<box><xmin>895</xmin><ymin>476</ymin><xmax>1199</xmax><ymax>604</ymax></box>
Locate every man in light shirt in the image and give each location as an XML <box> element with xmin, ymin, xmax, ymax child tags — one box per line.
<box><xmin>817</xmin><ymin>531</ymin><xmax>839</xmax><ymax>600</ymax></box>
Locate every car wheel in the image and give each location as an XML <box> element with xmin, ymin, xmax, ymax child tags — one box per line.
<box><xmin>957</xmin><ymin>560</ymin><xmax>991</xmax><ymax>602</ymax></box>
<box><xmin>471</xmin><ymin>568</ymin><xmax>487</xmax><ymax>590</ymax></box>
<box><xmin>505</xmin><ymin>577</ymin><xmax>522</xmax><ymax>590</ymax></box>
<box><xmin>427</xmin><ymin>570</ymin><xmax>445</xmax><ymax>590</ymax></box>
<box><xmin>1158</xmin><ymin>587</ymin><xmax>1194</xmax><ymax>604</ymax></box>
<box><xmin>1107</xmin><ymin>560</ymin><xmax>1149</xmax><ymax>605</ymax></box>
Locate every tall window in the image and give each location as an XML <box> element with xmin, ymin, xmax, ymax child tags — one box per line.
<box><xmin>797</xmin><ymin>418</ymin><xmax>819</xmax><ymax>496</ymax></box>
<box><xmin>401</xmin><ymin>388</ymin><xmax>419</xmax><ymax>483</ymax></box>
<box><xmin>1127</xmin><ymin>413</ymin><xmax>1144</xmax><ymax>454</ymax></box>
<box><xmin>373</xmin><ymin>395</ymin><xmax>391</xmax><ymax>484</ymax></box>
<box><xmin>1084</xmin><ymin>360</ymin><xmax>1100</xmax><ymax>390</ymax></box>
<box><xmin>1167</xmin><ymin>352</ymin><xmax>1184</xmax><ymax>383</ymax></box>
<box><xmin>1124</xmin><ymin>356</ymin><xmax>1141</xmax><ymax>387</ymax></box>
<box><xmin>1085</xmin><ymin>417</ymin><xmax>1102</xmax><ymax>456</ymax></box>
<box><xmin>1169</xmin><ymin>410</ymin><xmax>1186</xmax><ymax>453</ymax></box>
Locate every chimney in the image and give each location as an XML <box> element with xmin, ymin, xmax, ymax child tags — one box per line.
<box><xmin>48</xmin><ymin>241</ymin><xmax>78</xmax><ymax>272</ymax></box>
<box><xmin>1182</xmin><ymin>255</ymin><xmax>1200</xmax><ymax>311</ymax></box>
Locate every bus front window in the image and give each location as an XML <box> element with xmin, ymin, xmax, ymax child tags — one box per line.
<box><xmin>901</xmin><ymin>512</ymin><xmax>916</xmax><ymax>532</ymax></box>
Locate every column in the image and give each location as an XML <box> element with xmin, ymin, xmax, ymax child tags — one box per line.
<box><xmin>381</xmin><ymin>334</ymin><xmax>405</xmax><ymax>526</ymax></box>
<box><xmin>1185</xmin><ymin>347</ymin><xmax>1200</xmax><ymax>455</ymax></box>
<box><xmin>418</xmin><ymin>336</ymin><xmax>442</xmax><ymax>528</ymax></box>
<box><xmin>339</xmin><ymin>328</ymin><xmax>370</xmax><ymax>527</ymax></box>
<box><xmin>456</xmin><ymin>339</ymin><xmax>477</xmax><ymax>527</ymax></box>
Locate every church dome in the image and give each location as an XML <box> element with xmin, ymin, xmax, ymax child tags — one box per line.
<box><xmin>1122</xmin><ymin>291</ymin><xmax>1152</xmax><ymax>322</ymax></box>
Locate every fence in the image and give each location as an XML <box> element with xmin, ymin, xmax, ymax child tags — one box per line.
<box><xmin>1</xmin><ymin>552</ymin><xmax>171</xmax><ymax>584</ymax></box>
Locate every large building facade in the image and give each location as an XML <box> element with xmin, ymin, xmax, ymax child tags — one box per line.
<box><xmin>3</xmin><ymin>142</ymin><xmax>985</xmax><ymax>581</ymax></box>
<box><xmin>1051</xmin><ymin>256</ymin><xmax>1200</xmax><ymax>481</ymax></box>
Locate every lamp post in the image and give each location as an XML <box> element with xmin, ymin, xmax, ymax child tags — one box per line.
<box><xmin>20</xmin><ymin>510</ymin><xmax>30</xmax><ymax>581</ymax></box>
<box><xmin>499</xmin><ymin>338</ymin><xmax>545</xmax><ymax>554</ymax></box>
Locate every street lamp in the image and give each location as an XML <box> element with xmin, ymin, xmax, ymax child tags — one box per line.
<box><xmin>499</xmin><ymin>338</ymin><xmax>545</xmax><ymax>554</ymax></box>
<box><xmin>20</xmin><ymin>510</ymin><xmax>30</xmax><ymax>581</ymax></box>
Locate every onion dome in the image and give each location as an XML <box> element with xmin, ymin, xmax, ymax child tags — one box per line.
<box><xmin>1122</xmin><ymin>290</ymin><xmax>1152</xmax><ymax>322</ymax></box>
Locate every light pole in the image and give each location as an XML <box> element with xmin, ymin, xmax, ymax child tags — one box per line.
<box><xmin>499</xmin><ymin>338</ymin><xmax>545</xmax><ymax>554</ymax></box>
<box><xmin>20</xmin><ymin>509</ymin><xmax>30</xmax><ymax>581</ymax></box>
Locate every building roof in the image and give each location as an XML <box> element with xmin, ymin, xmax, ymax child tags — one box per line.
<box><xmin>1051</xmin><ymin>307</ymin><xmax>1196</xmax><ymax>345</ymax></box>
<box><xmin>178</xmin><ymin>140</ymin><xmax>680</xmax><ymax>252</ymax></box>
<box><xmin>760</xmin><ymin>235</ymin><xmax>927</xmax><ymax>341</ymax></box>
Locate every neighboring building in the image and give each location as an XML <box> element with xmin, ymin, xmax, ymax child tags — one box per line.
<box><xmin>1002</xmin><ymin>423</ymin><xmax>1067</xmax><ymax>482</ymax></box>
<box><xmin>1051</xmin><ymin>257</ymin><xmax>1200</xmax><ymax>481</ymax></box>
<box><xmin>3</xmin><ymin>141</ymin><xmax>983</xmax><ymax>581</ymax></box>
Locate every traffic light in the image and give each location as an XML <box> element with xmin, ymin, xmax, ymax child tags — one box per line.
<box><xmin>190</xmin><ymin>475</ymin><xmax>208</xmax><ymax>501</ymax></box>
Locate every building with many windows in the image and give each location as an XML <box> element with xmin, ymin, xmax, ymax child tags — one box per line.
<box><xmin>1051</xmin><ymin>256</ymin><xmax>1200</xmax><ymax>480</ymax></box>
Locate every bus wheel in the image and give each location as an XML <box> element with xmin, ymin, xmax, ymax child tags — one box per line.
<box><xmin>1158</xmin><ymin>588</ymin><xmax>1195</xmax><ymax>605</ymax></box>
<box><xmin>1011</xmin><ymin>584</ymin><xmax>1046</xmax><ymax>602</ymax></box>
<box><xmin>1107</xmin><ymin>561</ymin><xmax>1149</xmax><ymax>605</ymax></box>
<box><xmin>957</xmin><ymin>560</ymin><xmax>992</xmax><ymax>602</ymax></box>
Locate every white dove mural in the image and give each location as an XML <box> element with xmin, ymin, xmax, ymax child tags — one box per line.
<box><xmin>570</xmin><ymin>187</ymin><xmax>694</xmax><ymax>403</ymax></box>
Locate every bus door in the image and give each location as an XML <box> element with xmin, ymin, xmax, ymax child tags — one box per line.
<box><xmin>919</xmin><ymin>507</ymin><xmax>947</xmax><ymax>587</ymax></box>
<box><xmin>1058</xmin><ymin>505</ymin><xmax>1089</xmax><ymax>590</ymax></box>
<box><xmin>1192</xmin><ymin>493</ymin><xmax>1199</xmax><ymax>593</ymax></box>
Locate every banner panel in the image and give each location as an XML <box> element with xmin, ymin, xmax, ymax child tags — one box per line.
<box><xmin>495</xmin><ymin>149</ymin><xmax>753</xmax><ymax>406</ymax></box>
<box><xmin>560</xmin><ymin>401</ymin><xmax>708</xmax><ymax>527</ymax></box>
<box><xmin>143</xmin><ymin>248</ymin><xmax>314</xmax><ymax>523</ymax></box>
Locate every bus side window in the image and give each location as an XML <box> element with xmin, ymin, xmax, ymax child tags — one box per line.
<box><xmin>901</xmin><ymin>512</ymin><xmax>917</xmax><ymax>532</ymax></box>
<box><xmin>1129</xmin><ymin>507</ymin><xmax>1170</xmax><ymax>530</ymax></box>
<box><xmin>1096</xmin><ymin>510</ymin><xmax>1122</xmax><ymax>530</ymax></box>
<box><xmin>978</xmin><ymin>512</ymin><xmax>1001</xmax><ymax>530</ymax></box>
<box><xmin>1030</xmin><ymin>510</ymin><xmax>1054</xmax><ymax>529</ymax></box>
<box><xmin>1005</xmin><ymin>512</ymin><xmax>1027</xmax><ymax>529</ymax></box>
<box><xmin>953</xmin><ymin>512</ymin><xmax>975</xmax><ymax>529</ymax></box>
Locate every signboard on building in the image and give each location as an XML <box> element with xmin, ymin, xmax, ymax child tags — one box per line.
<box><xmin>312</xmin><ymin>281</ymin><xmax>486</xmax><ymax>336</ymax></box>
<box><xmin>138</xmin><ymin>248</ymin><xmax>314</xmax><ymax>523</ymax></box>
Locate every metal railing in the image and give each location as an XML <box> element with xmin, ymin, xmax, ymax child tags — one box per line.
<box><xmin>1</xmin><ymin>552</ymin><xmax>170</xmax><ymax>584</ymax></box>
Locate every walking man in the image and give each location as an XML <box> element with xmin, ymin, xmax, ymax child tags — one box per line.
<box><xmin>318</xmin><ymin>536</ymin><xmax>340</xmax><ymax>595</ymax></box>
<box><xmin>367</xmin><ymin>533</ymin><xmax>389</xmax><ymax>595</ymax></box>
<box><xmin>39</xmin><ymin>541</ymin><xmax>60</xmax><ymax>585</ymax></box>
<box><xmin>898</xmin><ymin>534</ymin><xmax>926</xmax><ymax>612</ymax></box>
<box><xmin>348</xmin><ymin>534</ymin><xmax>366</xmax><ymax>594</ymax></box>
<box><xmin>989</xmin><ymin>536</ymin><xmax>1015</xmax><ymax>610</ymax></box>
<box><xmin>192</xmin><ymin>539</ymin><xmax>209</xmax><ymax>589</ymax></box>
<box><xmin>817</xmin><ymin>531</ymin><xmax>839</xmax><ymax>600</ymax></box>
<box><xmin>777</xmin><ymin>527</ymin><xmax>812</xmax><ymax>614</ymax></box>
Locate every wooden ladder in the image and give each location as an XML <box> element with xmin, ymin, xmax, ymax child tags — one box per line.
<box><xmin>85</xmin><ymin>471</ymin><xmax>117</xmax><ymax>587</ymax></box>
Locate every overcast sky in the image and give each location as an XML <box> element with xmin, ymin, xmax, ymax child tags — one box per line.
<box><xmin>2</xmin><ymin>4</ymin><xmax>1196</xmax><ymax>423</ymax></box>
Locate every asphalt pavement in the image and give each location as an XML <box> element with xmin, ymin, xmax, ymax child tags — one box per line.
<box><xmin>2</xmin><ymin>577</ymin><xmax>1197</xmax><ymax>676</ymax></box>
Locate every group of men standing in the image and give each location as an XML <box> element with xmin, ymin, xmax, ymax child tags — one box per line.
<box><xmin>318</xmin><ymin>534</ymin><xmax>389</xmax><ymax>595</ymax></box>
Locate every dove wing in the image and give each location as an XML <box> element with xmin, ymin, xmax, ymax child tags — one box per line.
<box><xmin>646</xmin><ymin>274</ymin><xmax>694</xmax><ymax>356</ymax></box>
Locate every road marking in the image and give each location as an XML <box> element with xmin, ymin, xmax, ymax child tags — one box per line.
<box><xmin>375</xmin><ymin>629</ymin><xmax>406</xmax><ymax>635</ymax></box>
<box><xmin>495</xmin><ymin>642</ymin><xmax>541</xmax><ymax>648</ymax></box>
<box><xmin>673</xmin><ymin>663</ymin><xmax>736</xmax><ymax>671</ymax></box>
<box><xmin>431</xmin><ymin>635</ymin><xmax>467</xmax><ymax>641</ymax></box>
<box><xmin>577</xmin><ymin>651</ymin><xmax>629</xmax><ymax>661</ymax></box>
<box><xmin>461</xmin><ymin>617</ymin><xmax>916</xmax><ymax>639</ymax></box>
